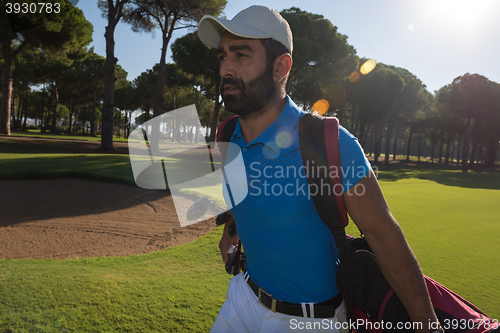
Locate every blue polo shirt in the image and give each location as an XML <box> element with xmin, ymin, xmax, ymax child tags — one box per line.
<box><xmin>226</xmin><ymin>96</ymin><xmax>371</xmax><ymax>304</ymax></box>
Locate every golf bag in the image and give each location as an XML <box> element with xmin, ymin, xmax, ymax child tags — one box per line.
<box><xmin>217</xmin><ymin>113</ymin><xmax>499</xmax><ymax>333</ymax></box>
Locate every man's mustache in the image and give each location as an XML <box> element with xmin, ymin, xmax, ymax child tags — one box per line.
<box><xmin>222</xmin><ymin>77</ymin><xmax>245</xmax><ymax>92</ymax></box>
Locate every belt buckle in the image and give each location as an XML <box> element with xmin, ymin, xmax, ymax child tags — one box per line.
<box><xmin>258</xmin><ymin>287</ymin><xmax>277</xmax><ymax>312</ymax></box>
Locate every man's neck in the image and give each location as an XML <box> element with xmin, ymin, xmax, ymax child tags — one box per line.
<box><xmin>238</xmin><ymin>95</ymin><xmax>287</xmax><ymax>144</ymax></box>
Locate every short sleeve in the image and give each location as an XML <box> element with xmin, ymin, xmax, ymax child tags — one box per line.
<box><xmin>338</xmin><ymin>125</ymin><xmax>372</xmax><ymax>192</ymax></box>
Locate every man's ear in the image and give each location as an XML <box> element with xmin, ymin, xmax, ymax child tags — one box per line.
<box><xmin>273</xmin><ymin>53</ymin><xmax>293</xmax><ymax>83</ymax></box>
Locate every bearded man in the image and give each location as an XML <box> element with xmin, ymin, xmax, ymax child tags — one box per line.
<box><xmin>198</xmin><ymin>5</ymin><xmax>441</xmax><ymax>333</ymax></box>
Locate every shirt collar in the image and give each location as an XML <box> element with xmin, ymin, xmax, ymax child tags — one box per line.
<box><xmin>232</xmin><ymin>96</ymin><xmax>302</xmax><ymax>152</ymax></box>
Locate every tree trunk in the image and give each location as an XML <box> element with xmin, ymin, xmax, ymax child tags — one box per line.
<box><xmin>438</xmin><ymin>136</ymin><xmax>444</xmax><ymax>164</ymax></box>
<box><xmin>445</xmin><ymin>133</ymin><xmax>453</xmax><ymax>165</ymax></box>
<box><xmin>22</xmin><ymin>92</ymin><xmax>28</xmax><ymax>131</ymax></box>
<box><xmin>73</xmin><ymin>105</ymin><xmax>80</xmax><ymax>135</ymax></box>
<box><xmin>0</xmin><ymin>39</ymin><xmax>14</xmax><ymax>135</ymax></box>
<box><xmin>11</xmin><ymin>90</ymin><xmax>17</xmax><ymax>131</ymax></box>
<box><xmin>69</xmin><ymin>107</ymin><xmax>73</xmax><ymax>134</ymax></box>
<box><xmin>373</xmin><ymin>123</ymin><xmax>383</xmax><ymax>166</ymax></box>
<box><xmin>392</xmin><ymin>125</ymin><xmax>399</xmax><ymax>161</ymax></box>
<box><xmin>384</xmin><ymin>121</ymin><xmax>393</xmax><ymax>165</ymax></box>
<box><xmin>462</xmin><ymin>117</ymin><xmax>471</xmax><ymax>173</ymax></box>
<box><xmin>51</xmin><ymin>83</ymin><xmax>59</xmax><ymax>133</ymax></box>
<box><xmin>478</xmin><ymin>143</ymin><xmax>484</xmax><ymax>166</ymax></box>
<box><xmin>101</xmin><ymin>1</ymin><xmax>125</xmax><ymax>151</ymax></box>
<box><xmin>468</xmin><ymin>119</ymin><xmax>479</xmax><ymax>169</ymax></box>
<box><xmin>449</xmin><ymin>136</ymin><xmax>455</xmax><ymax>166</ymax></box>
<box><xmin>82</xmin><ymin>107</ymin><xmax>87</xmax><ymax>135</ymax></box>
<box><xmin>417</xmin><ymin>130</ymin><xmax>422</xmax><ymax>164</ymax></box>
<box><xmin>456</xmin><ymin>132</ymin><xmax>461</xmax><ymax>166</ymax></box>
<box><xmin>209</xmin><ymin>80</ymin><xmax>222</xmax><ymax>143</ymax></box>
<box><xmin>44</xmin><ymin>98</ymin><xmax>51</xmax><ymax>131</ymax></box>
<box><xmin>430</xmin><ymin>134</ymin><xmax>435</xmax><ymax>164</ymax></box>
<box><xmin>485</xmin><ymin>138</ymin><xmax>499</xmax><ymax>167</ymax></box>
<box><xmin>350</xmin><ymin>106</ymin><xmax>357</xmax><ymax>138</ymax></box>
<box><xmin>406</xmin><ymin>126</ymin><xmax>414</xmax><ymax>161</ymax></box>
<box><xmin>13</xmin><ymin>91</ymin><xmax>22</xmax><ymax>131</ymax></box>
<box><xmin>91</xmin><ymin>91</ymin><xmax>97</xmax><ymax>136</ymax></box>
<box><xmin>17</xmin><ymin>91</ymin><xmax>24</xmax><ymax>129</ymax></box>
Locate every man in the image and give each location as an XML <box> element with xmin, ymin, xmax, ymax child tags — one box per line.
<box><xmin>198</xmin><ymin>5</ymin><xmax>441</xmax><ymax>333</ymax></box>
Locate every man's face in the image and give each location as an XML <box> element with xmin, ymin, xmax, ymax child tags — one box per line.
<box><xmin>217</xmin><ymin>32</ymin><xmax>277</xmax><ymax>117</ymax></box>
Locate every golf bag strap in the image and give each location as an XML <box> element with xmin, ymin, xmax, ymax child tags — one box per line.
<box><xmin>217</xmin><ymin>115</ymin><xmax>238</xmax><ymax>144</ymax></box>
<box><xmin>299</xmin><ymin>113</ymin><xmax>353</xmax><ymax>325</ymax></box>
<box><xmin>216</xmin><ymin>115</ymin><xmax>238</xmax><ymax>167</ymax></box>
<box><xmin>323</xmin><ymin>117</ymin><xmax>353</xmax><ymax>327</ymax></box>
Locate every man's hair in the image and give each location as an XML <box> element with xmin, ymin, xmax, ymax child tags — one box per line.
<box><xmin>260</xmin><ymin>38</ymin><xmax>291</xmax><ymax>85</ymax></box>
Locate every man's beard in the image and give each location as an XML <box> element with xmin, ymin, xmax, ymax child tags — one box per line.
<box><xmin>221</xmin><ymin>65</ymin><xmax>277</xmax><ymax>118</ymax></box>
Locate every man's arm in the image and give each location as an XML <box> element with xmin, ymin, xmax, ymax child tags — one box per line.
<box><xmin>343</xmin><ymin>169</ymin><xmax>438</xmax><ymax>332</ymax></box>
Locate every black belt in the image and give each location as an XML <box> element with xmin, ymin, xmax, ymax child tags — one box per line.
<box><xmin>244</xmin><ymin>272</ymin><xmax>343</xmax><ymax>318</ymax></box>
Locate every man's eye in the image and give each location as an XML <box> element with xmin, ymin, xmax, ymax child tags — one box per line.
<box><xmin>218</xmin><ymin>55</ymin><xmax>225</xmax><ymax>62</ymax></box>
<box><xmin>238</xmin><ymin>53</ymin><xmax>247</xmax><ymax>58</ymax></box>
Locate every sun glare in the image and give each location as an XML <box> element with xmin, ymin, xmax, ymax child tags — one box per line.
<box><xmin>424</xmin><ymin>0</ymin><xmax>498</xmax><ymax>32</ymax></box>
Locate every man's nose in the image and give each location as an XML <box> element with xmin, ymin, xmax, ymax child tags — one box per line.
<box><xmin>220</xmin><ymin>57</ymin><xmax>236</xmax><ymax>78</ymax></box>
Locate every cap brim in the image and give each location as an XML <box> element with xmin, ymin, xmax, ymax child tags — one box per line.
<box><xmin>198</xmin><ymin>15</ymin><xmax>270</xmax><ymax>49</ymax></box>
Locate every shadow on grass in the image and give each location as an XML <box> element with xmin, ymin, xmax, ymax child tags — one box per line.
<box><xmin>374</xmin><ymin>160</ymin><xmax>500</xmax><ymax>190</ymax></box>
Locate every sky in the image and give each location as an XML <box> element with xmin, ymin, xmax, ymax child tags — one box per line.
<box><xmin>77</xmin><ymin>0</ymin><xmax>500</xmax><ymax>94</ymax></box>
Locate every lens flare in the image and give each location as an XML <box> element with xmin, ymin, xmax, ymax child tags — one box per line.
<box><xmin>360</xmin><ymin>59</ymin><xmax>376</xmax><ymax>75</ymax></box>
<box><xmin>312</xmin><ymin>99</ymin><xmax>330</xmax><ymax>115</ymax></box>
<box><xmin>349</xmin><ymin>71</ymin><xmax>360</xmax><ymax>82</ymax></box>
<box><xmin>275</xmin><ymin>129</ymin><xmax>293</xmax><ymax>149</ymax></box>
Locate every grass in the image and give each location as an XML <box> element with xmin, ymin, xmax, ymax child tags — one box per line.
<box><xmin>0</xmin><ymin>153</ymin><xmax>136</xmax><ymax>186</ymax></box>
<box><xmin>0</xmin><ymin>228</ymin><xmax>231</xmax><ymax>333</ymax></box>
<box><xmin>381</xmin><ymin>178</ymin><xmax>499</xmax><ymax>317</ymax></box>
<box><xmin>0</xmin><ymin>137</ymin><xmax>499</xmax><ymax>331</ymax></box>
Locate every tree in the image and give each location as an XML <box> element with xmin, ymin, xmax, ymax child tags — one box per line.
<box><xmin>132</xmin><ymin>66</ymin><xmax>157</xmax><ymax>126</ymax></box>
<box><xmin>115</xmin><ymin>80</ymin><xmax>138</xmax><ymax>138</ymax></box>
<box><xmin>281</xmin><ymin>7</ymin><xmax>357</xmax><ymax>110</ymax></box>
<box><xmin>0</xmin><ymin>0</ymin><xmax>92</xmax><ymax>134</ymax></box>
<box><xmin>481</xmin><ymin>82</ymin><xmax>500</xmax><ymax>167</ymax></box>
<box><xmin>10</xmin><ymin>47</ymin><xmax>35</xmax><ymax>131</ymax></box>
<box><xmin>124</xmin><ymin>0</ymin><xmax>226</xmax><ymax>149</ymax></box>
<box><xmin>171</xmin><ymin>31</ymin><xmax>221</xmax><ymax>142</ymax></box>
<box><xmin>384</xmin><ymin>67</ymin><xmax>430</xmax><ymax>165</ymax></box>
<box><xmin>73</xmin><ymin>49</ymin><xmax>106</xmax><ymax>136</ymax></box>
<box><xmin>438</xmin><ymin>74</ymin><xmax>493</xmax><ymax>172</ymax></box>
<box><xmin>344</xmin><ymin>62</ymin><xmax>404</xmax><ymax>164</ymax></box>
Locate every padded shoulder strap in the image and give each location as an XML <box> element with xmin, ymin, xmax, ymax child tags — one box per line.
<box><xmin>298</xmin><ymin>113</ymin><xmax>348</xmax><ymax>228</ymax></box>
<box><xmin>216</xmin><ymin>115</ymin><xmax>238</xmax><ymax>143</ymax></box>
<box><xmin>299</xmin><ymin>112</ymin><xmax>353</xmax><ymax>325</ymax></box>
<box><xmin>324</xmin><ymin>118</ymin><xmax>349</xmax><ymax>227</ymax></box>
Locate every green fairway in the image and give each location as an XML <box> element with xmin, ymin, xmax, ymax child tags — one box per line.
<box><xmin>0</xmin><ymin>153</ymin><xmax>136</xmax><ymax>185</ymax></box>
<box><xmin>0</xmin><ymin>228</ymin><xmax>231</xmax><ymax>333</ymax></box>
<box><xmin>383</xmin><ymin>178</ymin><xmax>499</xmax><ymax>317</ymax></box>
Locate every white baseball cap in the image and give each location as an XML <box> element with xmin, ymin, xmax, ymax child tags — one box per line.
<box><xmin>198</xmin><ymin>5</ymin><xmax>293</xmax><ymax>54</ymax></box>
